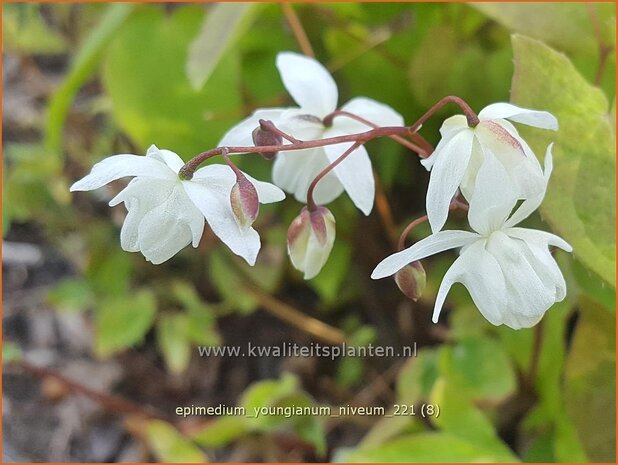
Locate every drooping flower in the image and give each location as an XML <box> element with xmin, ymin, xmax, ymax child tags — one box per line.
<box><xmin>219</xmin><ymin>52</ymin><xmax>404</xmax><ymax>215</ymax></box>
<box><xmin>287</xmin><ymin>206</ymin><xmax>336</xmax><ymax>279</ymax></box>
<box><xmin>70</xmin><ymin>145</ymin><xmax>284</xmax><ymax>265</ymax></box>
<box><xmin>372</xmin><ymin>145</ymin><xmax>571</xmax><ymax>329</ymax></box>
<box><xmin>423</xmin><ymin>102</ymin><xmax>558</xmax><ymax>233</ymax></box>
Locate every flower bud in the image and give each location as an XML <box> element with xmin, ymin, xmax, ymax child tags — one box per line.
<box><xmin>252</xmin><ymin>126</ymin><xmax>282</xmax><ymax>160</ymax></box>
<box><xmin>287</xmin><ymin>206</ymin><xmax>336</xmax><ymax>280</ymax></box>
<box><xmin>394</xmin><ymin>261</ymin><xmax>426</xmax><ymax>301</ymax></box>
<box><xmin>230</xmin><ymin>173</ymin><xmax>259</xmax><ymax>232</ymax></box>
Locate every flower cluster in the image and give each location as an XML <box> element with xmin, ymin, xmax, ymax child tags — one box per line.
<box><xmin>71</xmin><ymin>51</ymin><xmax>571</xmax><ymax>329</ymax></box>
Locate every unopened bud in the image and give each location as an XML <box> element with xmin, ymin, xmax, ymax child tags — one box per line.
<box><xmin>252</xmin><ymin>125</ymin><xmax>282</xmax><ymax>160</ymax></box>
<box><xmin>230</xmin><ymin>173</ymin><xmax>259</xmax><ymax>232</ymax></box>
<box><xmin>287</xmin><ymin>206</ymin><xmax>336</xmax><ymax>280</ymax></box>
<box><xmin>394</xmin><ymin>261</ymin><xmax>426</xmax><ymax>301</ymax></box>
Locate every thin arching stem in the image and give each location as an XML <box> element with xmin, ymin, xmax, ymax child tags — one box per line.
<box><xmin>306</xmin><ymin>141</ymin><xmax>362</xmax><ymax>211</ymax></box>
<box><xmin>397</xmin><ymin>197</ymin><xmax>469</xmax><ymax>250</ymax></box>
<box><xmin>179</xmin><ymin>125</ymin><xmax>411</xmax><ymax>179</ymax></box>
<box><xmin>408</xmin><ymin>95</ymin><xmax>479</xmax><ymax>133</ymax></box>
<box><xmin>323</xmin><ymin>110</ymin><xmax>430</xmax><ymax>156</ymax></box>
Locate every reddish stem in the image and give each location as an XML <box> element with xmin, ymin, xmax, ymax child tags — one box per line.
<box><xmin>306</xmin><ymin>141</ymin><xmax>361</xmax><ymax>211</ymax></box>
<box><xmin>408</xmin><ymin>95</ymin><xmax>479</xmax><ymax>133</ymax></box>
<box><xmin>179</xmin><ymin>125</ymin><xmax>410</xmax><ymax>180</ymax></box>
<box><xmin>259</xmin><ymin>119</ymin><xmax>300</xmax><ymax>144</ymax></box>
<box><xmin>323</xmin><ymin>110</ymin><xmax>429</xmax><ymax>156</ymax></box>
<box><xmin>397</xmin><ymin>197</ymin><xmax>469</xmax><ymax>250</ymax></box>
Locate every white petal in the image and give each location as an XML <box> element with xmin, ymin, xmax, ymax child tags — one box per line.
<box><xmin>504</xmin><ymin>144</ymin><xmax>553</xmax><ymax>228</ymax></box>
<box><xmin>433</xmin><ymin>240</ymin><xmax>508</xmax><ymax>325</ymax></box>
<box><xmin>420</xmin><ymin>115</ymin><xmax>469</xmax><ymax>171</ymax></box>
<box><xmin>303</xmin><ymin>213</ymin><xmax>336</xmax><ymax>279</ymax></box>
<box><xmin>135</xmin><ymin>184</ymin><xmax>205</xmax><ymax>264</ymax></box>
<box><xmin>276</xmin><ymin>52</ymin><xmax>338</xmax><ymax>118</ymax></box>
<box><xmin>479</xmin><ymin>102</ymin><xmax>558</xmax><ymax>130</ymax></box>
<box><xmin>272</xmin><ymin>149</ymin><xmax>344</xmax><ymax>204</ymax></box>
<box><xmin>371</xmin><ymin>230</ymin><xmax>479</xmax><ymax>279</ymax></box>
<box><xmin>245</xmin><ymin>174</ymin><xmax>286</xmax><ymax>204</ymax></box>
<box><xmin>502</xmin><ymin>227</ymin><xmax>572</xmax><ymax>253</ymax></box>
<box><xmin>517</xmin><ymin>237</ymin><xmax>567</xmax><ymax>302</ymax></box>
<box><xmin>277</xmin><ymin>109</ymin><xmax>326</xmax><ymax>141</ymax></box>
<box><xmin>322</xmin><ymin>138</ymin><xmax>374</xmax><ymax>215</ymax></box>
<box><xmin>467</xmin><ymin>146</ymin><xmax>518</xmax><ymax>235</ymax></box>
<box><xmin>146</xmin><ymin>145</ymin><xmax>185</xmax><ymax>173</ymax></box>
<box><xmin>218</xmin><ymin>108</ymin><xmax>288</xmax><ymax>148</ymax></box>
<box><xmin>194</xmin><ymin>163</ymin><xmax>285</xmax><ymax>204</ymax></box>
<box><xmin>183</xmin><ymin>180</ymin><xmax>261</xmax><ymax>265</ymax></box>
<box><xmin>109</xmin><ymin>178</ymin><xmax>175</xmax><ymax>251</ymax></box>
<box><xmin>474</xmin><ymin>120</ymin><xmax>545</xmax><ymax>200</ymax></box>
<box><xmin>486</xmin><ymin>231</ymin><xmax>556</xmax><ymax>318</ymax></box>
<box><xmin>425</xmin><ymin>129</ymin><xmax>475</xmax><ymax>233</ymax></box>
<box><xmin>70</xmin><ymin>154</ymin><xmax>176</xmax><ymax>191</ymax></box>
<box><xmin>333</xmin><ymin>97</ymin><xmax>404</xmax><ymax>134</ymax></box>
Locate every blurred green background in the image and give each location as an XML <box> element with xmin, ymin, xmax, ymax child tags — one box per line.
<box><xmin>2</xmin><ymin>2</ymin><xmax>615</xmax><ymax>462</ymax></box>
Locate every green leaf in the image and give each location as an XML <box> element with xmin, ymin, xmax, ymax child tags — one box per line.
<box><xmin>94</xmin><ymin>290</ymin><xmax>157</xmax><ymax>357</ymax></box>
<box><xmin>240</xmin><ymin>373</ymin><xmax>299</xmax><ymax>430</ymax></box>
<box><xmin>191</xmin><ymin>416</ymin><xmax>249</xmax><ymax>448</ymax></box>
<box><xmin>186</xmin><ymin>2</ymin><xmax>260</xmax><ymax>90</ymax></box>
<box><xmin>2</xmin><ymin>4</ymin><xmax>68</xmax><ymax>54</ymax></box>
<box><xmin>170</xmin><ymin>281</ymin><xmax>220</xmax><ymax>346</ymax></box>
<box><xmin>511</xmin><ymin>34</ymin><xmax>616</xmax><ymax>285</ymax></box>
<box><xmin>208</xmin><ymin>249</ymin><xmax>258</xmax><ymax>314</ymax></box>
<box><xmin>103</xmin><ymin>6</ymin><xmax>242</xmax><ymax>156</ymax></box>
<box><xmin>336</xmin><ymin>432</ymin><xmax>516</xmax><ymax>462</ymax></box>
<box><xmin>3</xmin><ymin>342</ymin><xmax>23</xmax><ymax>364</ymax></box>
<box><xmin>430</xmin><ymin>378</ymin><xmax>517</xmax><ymax>462</ymax></box>
<box><xmin>335</xmin><ymin>325</ymin><xmax>376</xmax><ymax>389</ymax></box>
<box><xmin>564</xmin><ymin>296</ymin><xmax>616</xmax><ymax>461</ymax></box>
<box><xmin>47</xmin><ymin>278</ymin><xmax>94</xmax><ymax>313</ymax></box>
<box><xmin>409</xmin><ymin>24</ymin><xmax>511</xmax><ymax>111</ymax></box>
<box><xmin>396</xmin><ymin>348</ymin><xmax>439</xmax><ymax>405</ymax></box>
<box><xmin>438</xmin><ymin>336</ymin><xmax>516</xmax><ymax>403</ymax></box>
<box><xmin>310</xmin><ymin>240</ymin><xmax>353</xmax><ymax>306</ymax></box>
<box><xmin>145</xmin><ymin>420</ymin><xmax>208</xmax><ymax>463</ymax></box>
<box><xmin>472</xmin><ymin>3</ymin><xmax>614</xmax><ymax>55</ymax></box>
<box><xmin>157</xmin><ymin>314</ymin><xmax>191</xmax><ymax>374</ymax></box>
<box><xmin>45</xmin><ymin>3</ymin><xmax>134</xmax><ymax>155</ymax></box>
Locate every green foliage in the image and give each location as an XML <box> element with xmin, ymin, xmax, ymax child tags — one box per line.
<box><xmin>45</xmin><ymin>3</ymin><xmax>134</xmax><ymax>156</ymax></box>
<box><xmin>564</xmin><ymin>296</ymin><xmax>616</xmax><ymax>461</ymax></box>
<box><xmin>47</xmin><ymin>278</ymin><xmax>95</xmax><ymax>313</ymax></box>
<box><xmin>103</xmin><ymin>5</ymin><xmax>242</xmax><ymax>157</ymax></box>
<box><xmin>3</xmin><ymin>342</ymin><xmax>24</xmax><ymax>364</ymax></box>
<box><xmin>192</xmin><ymin>373</ymin><xmax>326</xmax><ymax>455</ymax></box>
<box><xmin>145</xmin><ymin>420</ymin><xmax>208</xmax><ymax>462</ymax></box>
<box><xmin>187</xmin><ymin>3</ymin><xmax>261</xmax><ymax>91</ymax></box>
<box><xmin>337</xmin><ymin>432</ymin><xmax>515</xmax><ymax>462</ymax></box>
<box><xmin>511</xmin><ymin>34</ymin><xmax>616</xmax><ymax>286</ymax></box>
<box><xmin>430</xmin><ymin>379</ymin><xmax>517</xmax><ymax>462</ymax></box>
<box><xmin>156</xmin><ymin>281</ymin><xmax>221</xmax><ymax>374</ymax></box>
<box><xmin>94</xmin><ymin>289</ymin><xmax>157</xmax><ymax>357</ymax></box>
<box><xmin>438</xmin><ymin>336</ymin><xmax>516</xmax><ymax>403</ymax></box>
<box><xmin>3</xmin><ymin>4</ymin><xmax>68</xmax><ymax>54</ymax></box>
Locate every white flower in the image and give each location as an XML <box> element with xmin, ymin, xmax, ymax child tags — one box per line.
<box><xmin>287</xmin><ymin>206</ymin><xmax>336</xmax><ymax>279</ymax></box>
<box><xmin>372</xmin><ymin>146</ymin><xmax>572</xmax><ymax>329</ymax></box>
<box><xmin>422</xmin><ymin>102</ymin><xmax>558</xmax><ymax>233</ymax></box>
<box><xmin>219</xmin><ymin>52</ymin><xmax>404</xmax><ymax>215</ymax></box>
<box><xmin>70</xmin><ymin>145</ymin><xmax>285</xmax><ymax>265</ymax></box>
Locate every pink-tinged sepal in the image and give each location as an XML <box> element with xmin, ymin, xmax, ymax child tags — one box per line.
<box><xmin>230</xmin><ymin>172</ymin><xmax>260</xmax><ymax>232</ymax></box>
<box><xmin>287</xmin><ymin>206</ymin><xmax>336</xmax><ymax>279</ymax></box>
<box><xmin>394</xmin><ymin>261</ymin><xmax>426</xmax><ymax>302</ymax></box>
